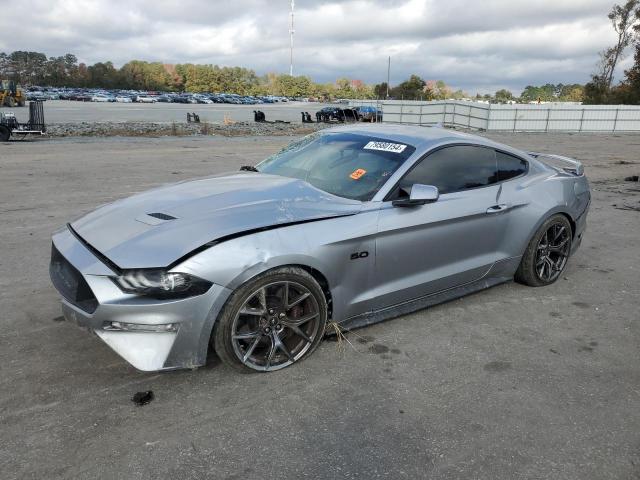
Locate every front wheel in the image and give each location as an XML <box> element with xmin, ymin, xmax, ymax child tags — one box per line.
<box><xmin>213</xmin><ymin>267</ymin><xmax>327</xmax><ymax>372</ymax></box>
<box><xmin>515</xmin><ymin>214</ymin><xmax>572</xmax><ymax>286</ymax></box>
<box><xmin>0</xmin><ymin>125</ymin><xmax>10</xmax><ymax>142</ymax></box>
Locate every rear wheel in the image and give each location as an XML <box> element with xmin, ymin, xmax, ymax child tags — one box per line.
<box><xmin>0</xmin><ymin>125</ymin><xmax>10</xmax><ymax>142</ymax></box>
<box><xmin>213</xmin><ymin>267</ymin><xmax>327</xmax><ymax>372</ymax></box>
<box><xmin>515</xmin><ymin>214</ymin><xmax>572</xmax><ymax>286</ymax></box>
<box><xmin>6</xmin><ymin>96</ymin><xmax>15</xmax><ymax>108</ymax></box>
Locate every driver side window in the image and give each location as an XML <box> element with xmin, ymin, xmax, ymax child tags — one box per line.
<box><xmin>392</xmin><ymin>145</ymin><xmax>498</xmax><ymax>198</ymax></box>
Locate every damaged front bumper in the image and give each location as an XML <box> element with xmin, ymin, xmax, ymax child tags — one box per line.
<box><xmin>50</xmin><ymin>228</ymin><xmax>231</xmax><ymax>371</ymax></box>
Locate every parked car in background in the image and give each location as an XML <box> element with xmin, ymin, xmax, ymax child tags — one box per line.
<box><xmin>115</xmin><ymin>95</ymin><xmax>133</xmax><ymax>103</ymax></box>
<box><xmin>193</xmin><ymin>94</ymin><xmax>213</xmax><ymax>104</ymax></box>
<box><xmin>91</xmin><ymin>93</ymin><xmax>114</xmax><ymax>102</ymax></box>
<box><xmin>356</xmin><ymin>106</ymin><xmax>383</xmax><ymax>122</ymax></box>
<box><xmin>26</xmin><ymin>91</ymin><xmax>49</xmax><ymax>101</ymax></box>
<box><xmin>317</xmin><ymin>106</ymin><xmax>344</xmax><ymax>122</ymax></box>
<box><xmin>136</xmin><ymin>95</ymin><xmax>157</xmax><ymax>103</ymax></box>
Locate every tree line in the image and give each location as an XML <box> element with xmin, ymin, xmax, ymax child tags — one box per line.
<box><xmin>5</xmin><ymin>42</ymin><xmax>638</xmax><ymax>104</ymax></box>
<box><xmin>0</xmin><ymin>51</ymin><xmax>377</xmax><ymax>98</ymax></box>
<box><xmin>584</xmin><ymin>0</ymin><xmax>640</xmax><ymax>104</ymax></box>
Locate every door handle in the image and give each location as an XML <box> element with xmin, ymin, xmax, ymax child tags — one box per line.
<box><xmin>486</xmin><ymin>204</ymin><xmax>509</xmax><ymax>214</ymax></box>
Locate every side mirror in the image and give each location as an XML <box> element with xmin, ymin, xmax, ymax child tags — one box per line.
<box><xmin>392</xmin><ymin>184</ymin><xmax>439</xmax><ymax>207</ymax></box>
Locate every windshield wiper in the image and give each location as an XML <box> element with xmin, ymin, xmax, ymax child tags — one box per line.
<box><xmin>240</xmin><ymin>165</ymin><xmax>259</xmax><ymax>172</ymax></box>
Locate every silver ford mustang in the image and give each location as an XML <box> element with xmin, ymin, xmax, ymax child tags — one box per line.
<box><xmin>50</xmin><ymin>125</ymin><xmax>590</xmax><ymax>372</ymax></box>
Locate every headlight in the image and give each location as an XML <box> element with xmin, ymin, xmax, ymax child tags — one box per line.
<box><xmin>111</xmin><ymin>270</ymin><xmax>212</xmax><ymax>299</ymax></box>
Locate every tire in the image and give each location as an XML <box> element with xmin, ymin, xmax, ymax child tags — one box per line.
<box><xmin>6</xmin><ymin>97</ymin><xmax>15</xmax><ymax>108</ymax></box>
<box><xmin>213</xmin><ymin>267</ymin><xmax>328</xmax><ymax>373</ymax></box>
<box><xmin>515</xmin><ymin>214</ymin><xmax>572</xmax><ymax>287</ymax></box>
<box><xmin>0</xmin><ymin>125</ymin><xmax>10</xmax><ymax>142</ymax></box>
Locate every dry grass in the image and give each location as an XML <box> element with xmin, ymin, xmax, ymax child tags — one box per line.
<box><xmin>325</xmin><ymin>321</ymin><xmax>355</xmax><ymax>353</ymax></box>
<box><xmin>200</xmin><ymin>122</ymin><xmax>211</xmax><ymax>135</ymax></box>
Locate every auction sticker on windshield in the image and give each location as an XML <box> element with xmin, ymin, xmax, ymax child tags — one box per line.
<box><xmin>363</xmin><ymin>141</ymin><xmax>407</xmax><ymax>153</ymax></box>
<box><xmin>349</xmin><ymin>168</ymin><xmax>367</xmax><ymax>180</ymax></box>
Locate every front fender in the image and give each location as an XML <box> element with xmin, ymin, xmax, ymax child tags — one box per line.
<box><xmin>176</xmin><ymin>229</ymin><xmax>335</xmax><ymax>291</ymax></box>
<box><xmin>175</xmin><ymin>211</ymin><xmax>379</xmax><ymax>323</ymax></box>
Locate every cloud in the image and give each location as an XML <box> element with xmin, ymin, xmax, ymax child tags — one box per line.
<box><xmin>0</xmin><ymin>0</ymin><xmax>625</xmax><ymax>93</ymax></box>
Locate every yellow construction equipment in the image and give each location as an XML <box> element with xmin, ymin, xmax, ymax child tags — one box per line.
<box><xmin>0</xmin><ymin>80</ymin><xmax>26</xmax><ymax>107</ymax></box>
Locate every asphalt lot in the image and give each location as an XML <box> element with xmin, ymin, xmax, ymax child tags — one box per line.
<box><xmin>0</xmin><ymin>99</ymin><xmax>332</xmax><ymax>124</ymax></box>
<box><xmin>0</xmin><ymin>132</ymin><xmax>639</xmax><ymax>479</ymax></box>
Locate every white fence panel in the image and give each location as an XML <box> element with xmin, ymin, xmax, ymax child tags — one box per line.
<box><xmin>616</xmin><ymin>108</ymin><xmax>640</xmax><ymax>131</ymax></box>
<box><xmin>348</xmin><ymin>100</ymin><xmax>640</xmax><ymax>132</ymax></box>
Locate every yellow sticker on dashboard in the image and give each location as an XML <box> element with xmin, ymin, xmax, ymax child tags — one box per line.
<box><xmin>350</xmin><ymin>168</ymin><xmax>367</xmax><ymax>180</ymax></box>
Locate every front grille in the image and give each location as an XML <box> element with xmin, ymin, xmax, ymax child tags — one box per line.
<box><xmin>49</xmin><ymin>244</ymin><xmax>98</xmax><ymax>313</ymax></box>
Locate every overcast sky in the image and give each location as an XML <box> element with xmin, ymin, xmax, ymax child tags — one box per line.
<box><xmin>0</xmin><ymin>0</ymin><xmax>631</xmax><ymax>94</ymax></box>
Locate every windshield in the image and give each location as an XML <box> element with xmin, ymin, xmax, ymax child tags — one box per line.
<box><xmin>256</xmin><ymin>132</ymin><xmax>416</xmax><ymax>201</ymax></box>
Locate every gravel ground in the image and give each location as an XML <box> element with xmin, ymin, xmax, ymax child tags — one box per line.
<box><xmin>0</xmin><ymin>132</ymin><xmax>639</xmax><ymax>479</ymax></box>
<box><xmin>44</xmin><ymin>121</ymin><xmax>329</xmax><ymax>137</ymax></box>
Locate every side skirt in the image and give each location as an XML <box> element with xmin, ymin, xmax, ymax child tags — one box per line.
<box><xmin>338</xmin><ymin>275</ymin><xmax>513</xmax><ymax>332</ymax></box>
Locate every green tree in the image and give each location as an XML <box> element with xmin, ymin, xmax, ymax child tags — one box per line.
<box><xmin>494</xmin><ymin>89</ymin><xmax>514</xmax><ymax>103</ymax></box>
<box><xmin>390</xmin><ymin>74</ymin><xmax>426</xmax><ymax>99</ymax></box>
<box><xmin>87</xmin><ymin>61</ymin><xmax>119</xmax><ymax>88</ymax></box>
<box><xmin>612</xmin><ymin>43</ymin><xmax>640</xmax><ymax>103</ymax></box>
<box><xmin>373</xmin><ymin>82</ymin><xmax>388</xmax><ymax>98</ymax></box>
<box><xmin>585</xmin><ymin>1</ymin><xmax>640</xmax><ymax>103</ymax></box>
<box><xmin>7</xmin><ymin>51</ymin><xmax>48</xmax><ymax>84</ymax></box>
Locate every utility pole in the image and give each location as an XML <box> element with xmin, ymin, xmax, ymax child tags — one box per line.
<box><xmin>289</xmin><ymin>0</ymin><xmax>295</xmax><ymax>76</ymax></box>
<box><xmin>386</xmin><ymin>56</ymin><xmax>390</xmax><ymax>99</ymax></box>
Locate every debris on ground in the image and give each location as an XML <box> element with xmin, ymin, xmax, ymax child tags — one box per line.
<box><xmin>43</xmin><ymin>121</ymin><xmax>330</xmax><ymax>138</ymax></box>
<box><xmin>324</xmin><ymin>321</ymin><xmax>351</xmax><ymax>352</ymax></box>
<box><xmin>132</xmin><ymin>391</ymin><xmax>154</xmax><ymax>406</ymax></box>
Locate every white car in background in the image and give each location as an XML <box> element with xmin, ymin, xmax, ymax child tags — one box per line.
<box><xmin>115</xmin><ymin>96</ymin><xmax>133</xmax><ymax>103</ymax></box>
<box><xmin>136</xmin><ymin>95</ymin><xmax>157</xmax><ymax>103</ymax></box>
<box><xmin>193</xmin><ymin>94</ymin><xmax>214</xmax><ymax>104</ymax></box>
<box><xmin>91</xmin><ymin>94</ymin><xmax>114</xmax><ymax>102</ymax></box>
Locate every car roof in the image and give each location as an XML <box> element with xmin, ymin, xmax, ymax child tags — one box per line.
<box><xmin>323</xmin><ymin>124</ymin><xmax>511</xmax><ymax>153</ymax></box>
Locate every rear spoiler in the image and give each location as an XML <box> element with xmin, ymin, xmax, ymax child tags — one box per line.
<box><xmin>528</xmin><ymin>152</ymin><xmax>584</xmax><ymax>176</ymax></box>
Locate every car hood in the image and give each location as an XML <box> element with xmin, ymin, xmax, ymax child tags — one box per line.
<box><xmin>71</xmin><ymin>172</ymin><xmax>362</xmax><ymax>269</ymax></box>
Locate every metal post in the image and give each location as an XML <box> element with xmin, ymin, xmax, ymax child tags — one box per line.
<box><xmin>486</xmin><ymin>103</ymin><xmax>491</xmax><ymax>131</ymax></box>
<box><xmin>386</xmin><ymin>57</ymin><xmax>390</xmax><ymax>99</ymax></box>
<box><xmin>579</xmin><ymin>108</ymin><xmax>585</xmax><ymax>132</ymax></box>
<box><xmin>513</xmin><ymin>108</ymin><xmax>518</xmax><ymax>132</ymax></box>
<box><xmin>400</xmin><ymin>102</ymin><xmax>403</xmax><ymax>124</ymax></box>
<box><xmin>613</xmin><ymin>107</ymin><xmax>619</xmax><ymax>132</ymax></box>
<box><xmin>467</xmin><ymin>105</ymin><xmax>471</xmax><ymax>128</ymax></box>
<box><xmin>545</xmin><ymin>107</ymin><xmax>551</xmax><ymax>132</ymax></box>
<box><xmin>289</xmin><ymin>0</ymin><xmax>295</xmax><ymax>76</ymax></box>
<box><xmin>419</xmin><ymin>103</ymin><xmax>423</xmax><ymax>126</ymax></box>
<box><xmin>452</xmin><ymin>103</ymin><xmax>456</xmax><ymax>128</ymax></box>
